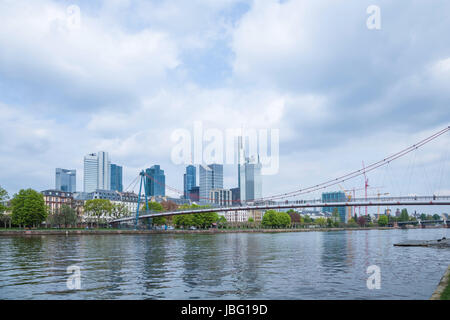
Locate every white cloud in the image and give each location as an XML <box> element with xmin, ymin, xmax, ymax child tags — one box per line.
<box><xmin>0</xmin><ymin>0</ymin><xmax>449</xmax><ymax>208</ymax></box>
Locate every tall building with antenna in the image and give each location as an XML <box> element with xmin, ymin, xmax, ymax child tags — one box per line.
<box><xmin>237</xmin><ymin>134</ymin><xmax>262</xmax><ymax>204</ymax></box>
<box><xmin>238</xmin><ymin>135</ymin><xmax>246</xmax><ymax>202</ymax></box>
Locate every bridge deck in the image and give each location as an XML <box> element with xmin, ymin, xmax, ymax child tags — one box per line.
<box><xmin>112</xmin><ymin>196</ymin><xmax>450</xmax><ymax>223</ymax></box>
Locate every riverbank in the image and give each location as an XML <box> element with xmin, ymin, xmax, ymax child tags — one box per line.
<box><xmin>430</xmin><ymin>265</ymin><xmax>450</xmax><ymax>300</ymax></box>
<box><xmin>0</xmin><ymin>226</ymin><xmax>444</xmax><ymax>236</ymax></box>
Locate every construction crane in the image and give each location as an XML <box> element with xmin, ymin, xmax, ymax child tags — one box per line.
<box><xmin>338</xmin><ymin>184</ymin><xmax>352</xmax><ymax>200</ymax></box>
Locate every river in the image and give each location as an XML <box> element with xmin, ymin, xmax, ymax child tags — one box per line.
<box><xmin>0</xmin><ymin>228</ymin><xmax>449</xmax><ymax>299</ymax></box>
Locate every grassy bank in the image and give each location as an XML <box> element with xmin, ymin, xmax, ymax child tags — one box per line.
<box><xmin>441</xmin><ymin>281</ymin><xmax>450</xmax><ymax>300</ymax></box>
<box><xmin>431</xmin><ymin>265</ymin><xmax>450</xmax><ymax>300</ymax></box>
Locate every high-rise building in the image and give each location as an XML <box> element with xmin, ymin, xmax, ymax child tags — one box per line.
<box><xmin>84</xmin><ymin>153</ymin><xmax>98</xmax><ymax>193</ymax></box>
<box><xmin>55</xmin><ymin>168</ymin><xmax>76</xmax><ymax>192</ymax></box>
<box><xmin>244</xmin><ymin>156</ymin><xmax>262</xmax><ymax>203</ymax></box>
<box><xmin>97</xmin><ymin>151</ymin><xmax>110</xmax><ymax>191</ymax></box>
<box><xmin>321</xmin><ymin>191</ymin><xmax>349</xmax><ymax>223</ymax></box>
<box><xmin>110</xmin><ymin>164</ymin><xmax>123</xmax><ymax>192</ymax></box>
<box><xmin>199</xmin><ymin>164</ymin><xmax>223</xmax><ymax>203</ymax></box>
<box><xmin>238</xmin><ymin>136</ymin><xmax>246</xmax><ymax>203</ymax></box>
<box><xmin>188</xmin><ymin>186</ymin><xmax>200</xmax><ymax>202</ymax></box>
<box><xmin>145</xmin><ymin>165</ymin><xmax>165</xmax><ymax>197</ymax></box>
<box><xmin>237</xmin><ymin>135</ymin><xmax>263</xmax><ymax>204</ymax></box>
<box><xmin>231</xmin><ymin>187</ymin><xmax>240</xmax><ymax>205</ymax></box>
<box><xmin>83</xmin><ymin>151</ymin><xmax>111</xmax><ymax>193</ymax></box>
<box><xmin>210</xmin><ymin>188</ymin><xmax>232</xmax><ymax>207</ymax></box>
<box><xmin>183</xmin><ymin>165</ymin><xmax>196</xmax><ymax>199</ymax></box>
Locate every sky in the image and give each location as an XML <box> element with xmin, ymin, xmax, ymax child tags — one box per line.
<box><xmin>0</xmin><ymin>0</ymin><xmax>449</xmax><ymax>214</ymax></box>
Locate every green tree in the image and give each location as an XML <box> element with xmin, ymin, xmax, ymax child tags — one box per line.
<box><xmin>217</xmin><ymin>215</ymin><xmax>227</xmax><ymax>228</ymax></box>
<box><xmin>248</xmin><ymin>217</ymin><xmax>254</xmax><ymax>222</ymax></box>
<box><xmin>399</xmin><ymin>208</ymin><xmax>409</xmax><ymax>222</ymax></box>
<box><xmin>326</xmin><ymin>218</ymin><xmax>333</xmax><ymax>227</ymax></box>
<box><xmin>419</xmin><ymin>213</ymin><xmax>427</xmax><ymax>221</ymax></box>
<box><xmin>433</xmin><ymin>214</ymin><xmax>441</xmax><ymax>221</ymax></box>
<box><xmin>262</xmin><ymin>210</ymin><xmax>277</xmax><ymax>228</ymax></box>
<box><xmin>315</xmin><ymin>217</ymin><xmax>327</xmax><ymax>227</ymax></box>
<box><xmin>276</xmin><ymin>211</ymin><xmax>291</xmax><ymax>228</ymax></box>
<box><xmin>0</xmin><ymin>214</ymin><xmax>11</xmax><ymax>228</ymax></box>
<box><xmin>303</xmin><ymin>215</ymin><xmax>312</xmax><ymax>224</ymax></box>
<box><xmin>332</xmin><ymin>208</ymin><xmax>340</xmax><ymax>223</ymax></box>
<box><xmin>84</xmin><ymin>199</ymin><xmax>113</xmax><ymax>227</ymax></box>
<box><xmin>11</xmin><ymin>189</ymin><xmax>47</xmax><ymax>228</ymax></box>
<box><xmin>110</xmin><ymin>203</ymin><xmax>129</xmax><ymax>220</ymax></box>
<box><xmin>192</xmin><ymin>212</ymin><xmax>219</xmax><ymax>228</ymax></box>
<box><xmin>48</xmin><ymin>205</ymin><xmax>78</xmax><ymax>228</ymax></box>
<box><xmin>153</xmin><ymin>216</ymin><xmax>167</xmax><ymax>226</ymax></box>
<box><xmin>144</xmin><ymin>201</ymin><xmax>163</xmax><ymax>212</ymax></box>
<box><xmin>172</xmin><ymin>204</ymin><xmax>218</xmax><ymax>229</ymax></box>
<box><xmin>378</xmin><ymin>215</ymin><xmax>388</xmax><ymax>227</ymax></box>
<box><xmin>347</xmin><ymin>218</ymin><xmax>358</xmax><ymax>227</ymax></box>
<box><xmin>60</xmin><ymin>205</ymin><xmax>78</xmax><ymax>227</ymax></box>
<box><xmin>173</xmin><ymin>214</ymin><xmax>194</xmax><ymax>228</ymax></box>
<box><xmin>0</xmin><ymin>185</ymin><xmax>9</xmax><ymax>213</ymax></box>
<box><xmin>146</xmin><ymin>202</ymin><xmax>166</xmax><ymax>225</ymax></box>
<box><xmin>262</xmin><ymin>210</ymin><xmax>291</xmax><ymax>228</ymax></box>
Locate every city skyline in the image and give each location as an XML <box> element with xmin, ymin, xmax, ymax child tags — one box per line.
<box><xmin>2</xmin><ymin>0</ymin><xmax>450</xmax><ymax>304</ymax></box>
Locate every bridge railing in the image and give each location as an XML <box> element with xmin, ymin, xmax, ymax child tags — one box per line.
<box><xmin>110</xmin><ymin>195</ymin><xmax>450</xmax><ymax>223</ymax></box>
<box><xmin>133</xmin><ymin>195</ymin><xmax>450</xmax><ymax>212</ymax></box>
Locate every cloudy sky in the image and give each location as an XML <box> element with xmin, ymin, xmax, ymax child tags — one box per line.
<box><xmin>0</xmin><ymin>0</ymin><xmax>449</xmax><ymax>213</ymax></box>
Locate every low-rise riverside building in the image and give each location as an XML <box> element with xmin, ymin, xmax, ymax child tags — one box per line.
<box><xmin>90</xmin><ymin>189</ymin><xmax>138</xmax><ymax>216</ymax></box>
<box><xmin>221</xmin><ymin>210</ymin><xmax>249</xmax><ymax>223</ymax></box>
<box><xmin>41</xmin><ymin>189</ymin><xmax>74</xmax><ymax>214</ymax></box>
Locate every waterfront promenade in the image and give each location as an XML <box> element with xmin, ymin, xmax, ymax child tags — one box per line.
<box><xmin>0</xmin><ymin>226</ymin><xmax>443</xmax><ymax>236</ymax></box>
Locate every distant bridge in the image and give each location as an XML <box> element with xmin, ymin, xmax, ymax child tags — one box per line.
<box><xmin>111</xmin><ymin>195</ymin><xmax>450</xmax><ymax>224</ymax></box>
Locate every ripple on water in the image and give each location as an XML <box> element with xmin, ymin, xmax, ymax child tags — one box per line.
<box><xmin>0</xmin><ymin>229</ymin><xmax>449</xmax><ymax>299</ymax></box>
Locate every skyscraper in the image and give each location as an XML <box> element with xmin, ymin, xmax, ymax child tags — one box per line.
<box><xmin>183</xmin><ymin>165</ymin><xmax>196</xmax><ymax>199</ymax></box>
<box><xmin>83</xmin><ymin>151</ymin><xmax>111</xmax><ymax>193</ymax></box>
<box><xmin>244</xmin><ymin>156</ymin><xmax>262</xmax><ymax>202</ymax></box>
<box><xmin>237</xmin><ymin>134</ymin><xmax>263</xmax><ymax>204</ymax></box>
<box><xmin>145</xmin><ymin>165</ymin><xmax>165</xmax><ymax>197</ymax></box>
<box><xmin>199</xmin><ymin>164</ymin><xmax>223</xmax><ymax>203</ymax></box>
<box><xmin>321</xmin><ymin>191</ymin><xmax>348</xmax><ymax>223</ymax></box>
<box><xmin>55</xmin><ymin>168</ymin><xmax>76</xmax><ymax>192</ymax></box>
<box><xmin>110</xmin><ymin>164</ymin><xmax>123</xmax><ymax>192</ymax></box>
<box><xmin>238</xmin><ymin>135</ymin><xmax>246</xmax><ymax>203</ymax></box>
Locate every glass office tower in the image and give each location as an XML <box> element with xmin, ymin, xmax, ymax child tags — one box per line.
<box><xmin>55</xmin><ymin>168</ymin><xmax>76</xmax><ymax>192</ymax></box>
<box><xmin>145</xmin><ymin>165</ymin><xmax>165</xmax><ymax>197</ymax></box>
<box><xmin>110</xmin><ymin>164</ymin><xmax>123</xmax><ymax>192</ymax></box>
<box><xmin>184</xmin><ymin>165</ymin><xmax>196</xmax><ymax>199</ymax></box>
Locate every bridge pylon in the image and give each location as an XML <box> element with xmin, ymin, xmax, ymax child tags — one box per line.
<box><xmin>135</xmin><ymin>170</ymin><xmax>150</xmax><ymax>230</ymax></box>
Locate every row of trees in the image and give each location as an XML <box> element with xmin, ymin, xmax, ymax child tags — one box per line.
<box><xmin>172</xmin><ymin>204</ymin><xmax>220</xmax><ymax>229</ymax></box>
<box><xmin>0</xmin><ymin>186</ymin><xmax>134</xmax><ymax>228</ymax></box>
<box><xmin>0</xmin><ymin>185</ymin><xmax>445</xmax><ymax>229</ymax></box>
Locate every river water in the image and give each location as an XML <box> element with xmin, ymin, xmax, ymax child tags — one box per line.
<box><xmin>0</xmin><ymin>228</ymin><xmax>449</xmax><ymax>300</ymax></box>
